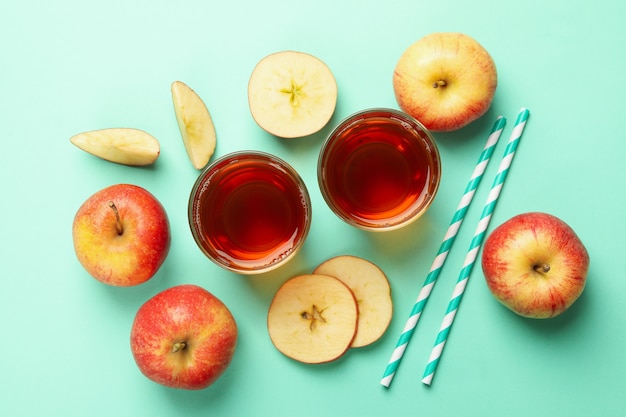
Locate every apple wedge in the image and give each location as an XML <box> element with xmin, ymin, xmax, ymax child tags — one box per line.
<box><xmin>70</xmin><ymin>128</ymin><xmax>160</xmax><ymax>166</ymax></box>
<box><xmin>313</xmin><ymin>255</ymin><xmax>392</xmax><ymax>347</ymax></box>
<box><xmin>248</xmin><ymin>51</ymin><xmax>338</xmax><ymax>138</ymax></box>
<box><xmin>171</xmin><ymin>81</ymin><xmax>217</xmax><ymax>170</ymax></box>
<box><xmin>267</xmin><ymin>274</ymin><xmax>358</xmax><ymax>364</ymax></box>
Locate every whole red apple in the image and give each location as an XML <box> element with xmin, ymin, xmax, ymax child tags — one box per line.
<box><xmin>481</xmin><ymin>212</ymin><xmax>589</xmax><ymax>318</ymax></box>
<box><xmin>72</xmin><ymin>183</ymin><xmax>170</xmax><ymax>286</ymax></box>
<box><xmin>393</xmin><ymin>32</ymin><xmax>497</xmax><ymax>132</ymax></box>
<box><xmin>130</xmin><ymin>284</ymin><xmax>238</xmax><ymax>390</ymax></box>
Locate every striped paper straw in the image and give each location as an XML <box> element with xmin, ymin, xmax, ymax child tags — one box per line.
<box><xmin>422</xmin><ymin>107</ymin><xmax>530</xmax><ymax>386</ymax></box>
<box><xmin>380</xmin><ymin>116</ymin><xmax>507</xmax><ymax>388</ymax></box>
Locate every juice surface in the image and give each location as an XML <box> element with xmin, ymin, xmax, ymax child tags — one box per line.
<box><xmin>191</xmin><ymin>156</ymin><xmax>310</xmax><ymax>271</ymax></box>
<box><xmin>320</xmin><ymin>116</ymin><xmax>437</xmax><ymax>228</ymax></box>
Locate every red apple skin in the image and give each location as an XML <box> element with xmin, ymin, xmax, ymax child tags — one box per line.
<box><xmin>130</xmin><ymin>285</ymin><xmax>238</xmax><ymax>390</ymax></box>
<box><xmin>481</xmin><ymin>212</ymin><xmax>589</xmax><ymax>319</ymax></box>
<box><xmin>72</xmin><ymin>184</ymin><xmax>170</xmax><ymax>286</ymax></box>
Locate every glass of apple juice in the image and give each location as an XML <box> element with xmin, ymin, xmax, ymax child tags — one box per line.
<box><xmin>318</xmin><ymin>108</ymin><xmax>441</xmax><ymax>231</ymax></box>
<box><xmin>188</xmin><ymin>151</ymin><xmax>312</xmax><ymax>274</ymax></box>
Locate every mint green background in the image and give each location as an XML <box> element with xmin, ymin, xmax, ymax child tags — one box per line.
<box><xmin>2</xmin><ymin>1</ymin><xmax>625</xmax><ymax>416</ymax></box>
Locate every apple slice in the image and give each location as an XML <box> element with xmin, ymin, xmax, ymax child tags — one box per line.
<box><xmin>267</xmin><ymin>274</ymin><xmax>358</xmax><ymax>364</ymax></box>
<box><xmin>171</xmin><ymin>81</ymin><xmax>217</xmax><ymax>170</ymax></box>
<box><xmin>313</xmin><ymin>255</ymin><xmax>392</xmax><ymax>347</ymax></box>
<box><xmin>70</xmin><ymin>128</ymin><xmax>160</xmax><ymax>166</ymax></box>
<box><xmin>248</xmin><ymin>51</ymin><xmax>338</xmax><ymax>138</ymax></box>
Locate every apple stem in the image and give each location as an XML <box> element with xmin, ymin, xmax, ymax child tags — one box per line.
<box><xmin>108</xmin><ymin>201</ymin><xmax>123</xmax><ymax>235</ymax></box>
<box><xmin>172</xmin><ymin>342</ymin><xmax>187</xmax><ymax>353</ymax></box>
<box><xmin>433</xmin><ymin>80</ymin><xmax>447</xmax><ymax>89</ymax></box>
<box><xmin>534</xmin><ymin>264</ymin><xmax>551</xmax><ymax>274</ymax></box>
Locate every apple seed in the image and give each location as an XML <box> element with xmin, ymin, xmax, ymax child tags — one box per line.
<box><xmin>301</xmin><ymin>304</ymin><xmax>326</xmax><ymax>331</ymax></box>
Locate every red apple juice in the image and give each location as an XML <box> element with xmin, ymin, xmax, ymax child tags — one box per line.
<box><xmin>189</xmin><ymin>151</ymin><xmax>311</xmax><ymax>274</ymax></box>
<box><xmin>318</xmin><ymin>109</ymin><xmax>441</xmax><ymax>230</ymax></box>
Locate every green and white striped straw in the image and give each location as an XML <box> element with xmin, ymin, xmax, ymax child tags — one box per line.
<box><xmin>380</xmin><ymin>116</ymin><xmax>507</xmax><ymax>388</ymax></box>
<box><xmin>422</xmin><ymin>107</ymin><xmax>530</xmax><ymax>386</ymax></box>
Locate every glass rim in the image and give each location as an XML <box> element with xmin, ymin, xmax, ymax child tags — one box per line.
<box><xmin>188</xmin><ymin>150</ymin><xmax>312</xmax><ymax>274</ymax></box>
<box><xmin>317</xmin><ymin>107</ymin><xmax>441</xmax><ymax>231</ymax></box>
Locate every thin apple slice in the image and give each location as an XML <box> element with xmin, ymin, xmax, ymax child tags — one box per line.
<box><xmin>171</xmin><ymin>81</ymin><xmax>217</xmax><ymax>170</ymax></box>
<box><xmin>70</xmin><ymin>128</ymin><xmax>160</xmax><ymax>166</ymax></box>
<box><xmin>248</xmin><ymin>50</ymin><xmax>338</xmax><ymax>138</ymax></box>
<box><xmin>313</xmin><ymin>255</ymin><xmax>392</xmax><ymax>347</ymax></box>
<box><xmin>267</xmin><ymin>274</ymin><xmax>358</xmax><ymax>364</ymax></box>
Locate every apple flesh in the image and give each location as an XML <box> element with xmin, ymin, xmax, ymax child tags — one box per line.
<box><xmin>267</xmin><ymin>274</ymin><xmax>358</xmax><ymax>364</ymax></box>
<box><xmin>70</xmin><ymin>128</ymin><xmax>160</xmax><ymax>166</ymax></box>
<box><xmin>130</xmin><ymin>284</ymin><xmax>237</xmax><ymax>389</ymax></box>
<box><xmin>248</xmin><ymin>50</ymin><xmax>338</xmax><ymax>138</ymax></box>
<box><xmin>72</xmin><ymin>184</ymin><xmax>171</xmax><ymax>286</ymax></box>
<box><xmin>313</xmin><ymin>255</ymin><xmax>393</xmax><ymax>347</ymax></box>
<box><xmin>267</xmin><ymin>256</ymin><xmax>394</xmax><ymax>363</ymax></box>
<box><xmin>481</xmin><ymin>212</ymin><xmax>590</xmax><ymax>318</ymax></box>
<box><xmin>171</xmin><ymin>80</ymin><xmax>217</xmax><ymax>170</ymax></box>
<box><xmin>393</xmin><ymin>32</ymin><xmax>497</xmax><ymax>132</ymax></box>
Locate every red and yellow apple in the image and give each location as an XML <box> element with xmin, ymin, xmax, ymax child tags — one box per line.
<box><xmin>72</xmin><ymin>183</ymin><xmax>171</xmax><ymax>286</ymax></box>
<box><xmin>130</xmin><ymin>284</ymin><xmax>238</xmax><ymax>390</ymax></box>
<box><xmin>481</xmin><ymin>212</ymin><xmax>590</xmax><ymax>318</ymax></box>
<box><xmin>393</xmin><ymin>32</ymin><xmax>497</xmax><ymax>132</ymax></box>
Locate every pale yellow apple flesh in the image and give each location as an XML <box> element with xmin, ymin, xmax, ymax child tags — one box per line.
<box><xmin>267</xmin><ymin>274</ymin><xmax>358</xmax><ymax>364</ymax></box>
<box><xmin>171</xmin><ymin>81</ymin><xmax>217</xmax><ymax>170</ymax></box>
<box><xmin>393</xmin><ymin>32</ymin><xmax>497</xmax><ymax>132</ymax></box>
<box><xmin>248</xmin><ymin>51</ymin><xmax>338</xmax><ymax>138</ymax></box>
<box><xmin>70</xmin><ymin>128</ymin><xmax>160</xmax><ymax>166</ymax></box>
<box><xmin>313</xmin><ymin>255</ymin><xmax>393</xmax><ymax>347</ymax></box>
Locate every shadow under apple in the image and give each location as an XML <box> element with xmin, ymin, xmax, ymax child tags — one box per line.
<box><xmin>155</xmin><ymin>360</ymin><xmax>239</xmax><ymax>410</ymax></box>
<box><xmin>496</xmin><ymin>276</ymin><xmax>591</xmax><ymax>337</ymax></box>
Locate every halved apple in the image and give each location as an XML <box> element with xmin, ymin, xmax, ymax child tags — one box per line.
<box><xmin>247</xmin><ymin>51</ymin><xmax>338</xmax><ymax>138</ymax></box>
<box><xmin>267</xmin><ymin>274</ymin><xmax>358</xmax><ymax>364</ymax></box>
<box><xmin>313</xmin><ymin>255</ymin><xmax>393</xmax><ymax>347</ymax></box>
<box><xmin>171</xmin><ymin>81</ymin><xmax>217</xmax><ymax>170</ymax></box>
<box><xmin>70</xmin><ymin>128</ymin><xmax>160</xmax><ymax>166</ymax></box>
